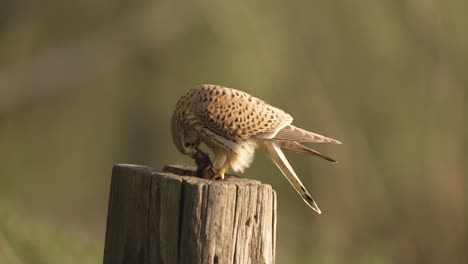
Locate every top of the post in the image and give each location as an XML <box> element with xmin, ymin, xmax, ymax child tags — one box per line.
<box><xmin>112</xmin><ymin>164</ymin><xmax>264</xmax><ymax>186</ymax></box>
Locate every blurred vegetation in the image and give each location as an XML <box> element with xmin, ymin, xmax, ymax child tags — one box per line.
<box><xmin>1</xmin><ymin>0</ymin><xmax>467</xmax><ymax>263</ymax></box>
<box><xmin>0</xmin><ymin>201</ymin><xmax>100</xmax><ymax>264</ymax></box>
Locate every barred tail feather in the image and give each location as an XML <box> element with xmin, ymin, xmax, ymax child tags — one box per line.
<box><xmin>263</xmin><ymin>141</ymin><xmax>322</xmax><ymax>214</ymax></box>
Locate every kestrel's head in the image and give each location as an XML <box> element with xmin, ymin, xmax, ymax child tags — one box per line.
<box><xmin>170</xmin><ymin>102</ymin><xmax>200</xmax><ymax>157</ymax></box>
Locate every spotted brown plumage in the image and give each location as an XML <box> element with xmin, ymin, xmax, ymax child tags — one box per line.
<box><xmin>171</xmin><ymin>84</ymin><xmax>341</xmax><ymax>214</ymax></box>
<box><xmin>188</xmin><ymin>85</ymin><xmax>292</xmax><ymax>140</ymax></box>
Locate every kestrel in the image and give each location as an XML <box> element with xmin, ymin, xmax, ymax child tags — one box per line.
<box><xmin>171</xmin><ymin>84</ymin><xmax>341</xmax><ymax>214</ymax></box>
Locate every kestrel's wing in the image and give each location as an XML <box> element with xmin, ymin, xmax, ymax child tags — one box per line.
<box><xmin>191</xmin><ymin>85</ymin><xmax>293</xmax><ymax>140</ymax></box>
<box><xmin>263</xmin><ymin>141</ymin><xmax>322</xmax><ymax>213</ymax></box>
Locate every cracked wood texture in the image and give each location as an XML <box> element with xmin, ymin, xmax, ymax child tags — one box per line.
<box><xmin>103</xmin><ymin>164</ymin><xmax>277</xmax><ymax>264</ymax></box>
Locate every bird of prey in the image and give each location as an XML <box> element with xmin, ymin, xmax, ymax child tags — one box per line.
<box><xmin>171</xmin><ymin>84</ymin><xmax>341</xmax><ymax>214</ymax></box>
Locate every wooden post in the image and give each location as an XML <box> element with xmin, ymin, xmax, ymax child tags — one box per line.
<box><xmin>103</xmin><ymin>164</ymin><xmax>277</xmax><ymax>264</ymax></box>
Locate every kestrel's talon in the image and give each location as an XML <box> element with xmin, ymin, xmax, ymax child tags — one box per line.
<box><xmin>171</xmin><ymin>84</ymin><xmax>341</xmax><ymax>213</ymax></box>
<box><xmin>210</xmin><ymin>167</ymin><xmax>226</xmax><ymax>180</ymax></box>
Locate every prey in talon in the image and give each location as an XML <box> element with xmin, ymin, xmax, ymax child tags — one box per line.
<box><xmin>192</xmin><ymin>148</ymin><xmax>215</xmax><ymax>179</ymax></box>
<box><xmin>171</xmin><ymin>84</ymin><xmax>341</xmax><ymax>214</ymax></box>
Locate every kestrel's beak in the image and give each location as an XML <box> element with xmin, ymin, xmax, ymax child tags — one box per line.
<box><xmin>187</xmin><ymin>147</ymin><xmax>195</xmax><ymax>158</ymax></box>
<box><xmin>185</xmin><ymin>145</ymin><xmax>198</xmax><ymax>158</ymax></box>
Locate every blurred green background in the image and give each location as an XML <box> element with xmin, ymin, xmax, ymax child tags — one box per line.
<box><xmin>1</xmin><ymin>0</ymin><xmax>467</xmax><ymax>263</ymax></box>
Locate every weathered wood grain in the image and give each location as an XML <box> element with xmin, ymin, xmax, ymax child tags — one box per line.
<box><xmin>103</xmin><ymin>164</ymin><xmax>277</xmax><ymax>264</ymax></box>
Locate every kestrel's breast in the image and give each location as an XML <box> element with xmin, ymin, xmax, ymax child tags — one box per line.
<box><xmin>197</xmin><ymin>125</ymin><xmax>258</xmax><ymax>172</ymax></box>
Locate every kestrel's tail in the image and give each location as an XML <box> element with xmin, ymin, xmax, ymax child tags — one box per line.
<box><xmin>277</xmin><ymin>141</ymin><xmax>336</xmax><ymax>162</ymax></box>
<box><xmin>263</xmin><ymin>141</ymin><xmax>322</xmax><ymax>214</ymax></box>
<box><xmin>274</xmin><ymin>125</ymin><xmax>342</xmax><ymax>144</ymax></box>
